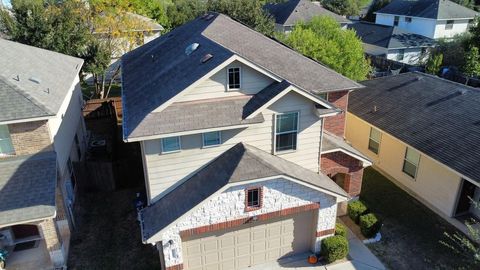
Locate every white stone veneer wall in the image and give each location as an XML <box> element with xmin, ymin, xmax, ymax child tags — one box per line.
<box><xmin>156</xmin><ymin>178</ymin><xmax>338</xmax><ymax>267</ymax></box>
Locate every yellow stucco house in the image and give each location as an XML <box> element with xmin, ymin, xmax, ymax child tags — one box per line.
<box><xmin>345</xmin><ymin>72</ymin><xmax>480</xmax><ymax>230</ymax></box>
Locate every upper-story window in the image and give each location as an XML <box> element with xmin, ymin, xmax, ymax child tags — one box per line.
<box><xmin>245</xmin><ymin>187</ymin><xmax>262</xmax><ymax>211</ymax></box>
<box><xmin>202</xmin><ymin>131</ymin><xmax>221</xmax><ymax>148</ymax></box>
<box><xmin>402</xmin><ymin>147</ymin><xmax>420</xmax><ymax>178</ymax></box>
<box><xmin>161</xmin><ymin>136</ymin><xmax>181</xmax><ymax>153</ymax></box>
<box><xmin>445</xmin><ymin>20</ymin><xmax>454</xmax><ymax>30</ymax></box>
<box><xmin>405</xmin><ymin>17</ymin><xmax>412</xmax><ymax>23</ymax></box>
<box><xmin>0</xmin><ymin>125</ymin><xmax>15</xmax><ymax>156</ymax></box>
<box><xmin>227</xmin><ymin>67</ymin><xmax>241</xmax><ymax>90</ymax></box>
<box><xmin>318</xmin><ymin>92</ymin><xmax>329</xmax><ymax>100</ymax></box>
<box><xmin>368</xmin><ymin>127</ymin><xmax>381</xmax><ymax>154</ymax></box>
<box><xmin>275</xmin><ymin>112</ymin><xmax>299</xmax><ymax>153</ymax></box>
<box><xmin>394</xmin><ymin>16</ymin><xmax>400</xmax><ymax>26</ymax></box>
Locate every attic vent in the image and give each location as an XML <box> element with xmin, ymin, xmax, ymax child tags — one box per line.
<box><xmin>29</xmin><ymin>77</ymin><xmax>41</xmax><ymax>84</ymax></box>
<box><xmin>201</xmin><ymin>54</ymin><xmax>213</xmax><ymax>63</ymax></box>
<box><xmin>185</xmin><ymin>43</ymin><xmax>200</xmax><ymax>55</ymax></box>
<box><xmin>459</xmin><ymin>89</ymin><xmax>468</xmax><ymax>95</ymax></box>
<box><xmin>416</xmin><ymin>76</ymin><xmax>423</xmax><ymax>81</ymax></box>
<box><xmin>205</xmin><ymin>14</ymin><xmax>214</xmax><ymax>20</ymax></box>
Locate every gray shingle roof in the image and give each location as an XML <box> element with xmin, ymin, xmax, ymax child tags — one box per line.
<box><xmin>349</xmin><ymin>72</ymin><xmax>480</xmax><ymax>184</ymax></box>
<box><xmin>127</xmin><ymin>97</ymin><xmax>265</xmax><ymax>139</ymax></box>
<box><xmin>264</xmin><ymin>0</ymin><xmax>351</xmax><ymax>25</ymax></box>
<box><xmin>141</xmin><ymin>143</ymin><xmax>347</xmax><ymax>241</ymax></box>
<box><xmin>377</xmin><ymin>0</ymin><xmax>478</xmax><ymax>20</ymax></box>
<box><xmin>0</xmin><ymin>39</ymin><xmax>84</xmax><ymax>122</ymax></box>
<box><xmin>322</xmin><ymin>131</ymin><xmax>371</xmax><ymax>164</ymax></box>
<box><xmin>0</xmin><ymin>152</ymin><xmax>57</xmax><ymax>226</ymax></box>
<box><xmin>349</xmin><ymin>22</ymin><xmax>435</xmax><ymax>49</ymax></box>
<box><xmin>121</xmin><ymin>13</ymin><xmax>362</xmax><ymax>140</ymax></box>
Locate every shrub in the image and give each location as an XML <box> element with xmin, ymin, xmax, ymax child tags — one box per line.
<box><xmin>321</xmin><ymin>235</ymin><xmax>349</xmax><ymax>263</ymax></box>
<box><xmin>335</xmin><ymin>223</ymin><xmax>347</xmax><ymax>238</ymax></box>
<box><xmin>359</xmin><ymin>213</ymin><xmax>382</xmax><ymax>238</ymax></box>
<box><xmin>347</xmin><ymin>200</ymin><xmax>368</xmax><ymax>224</ymax></box>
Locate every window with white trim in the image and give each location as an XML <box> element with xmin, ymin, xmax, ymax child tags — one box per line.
<box><xmin>161</xmin><ymin>136</ymin><xmax>181</xmax><ymax>153</ymax></box>
<box><xmin>402</xmin><ymin>147</ymin><xmax>420</xmax><ymax>178</ymax></box>
<box><xmin>394</xmin><ymin>16</ymin><xmax>400</xmax><ymax>26</ymax></box>
<box><xmin>275</xmin><ymin>112</ymin><xmax>299</xmax><ymax>152</ymax></box>
<box><xmin>368</xmin><ymin>127</ymin><xmax>381</xmax><ymax>154</ymax></box>
<box><xmin>318</xmin><ymin>92</ymin><xmax>328</xmax><ymax>100</ymax></box>
<box><xmin>227</xmin><ymin>67</ymin><xmax>241</xmax><ymax>90</ymax></box>
<box><xmin>397</xmin><ymin>49</ymin><xmax>405</xmax><ymax>61</ymax></box>
<box><xmin>0</xmin><ymin>125</ymin><xmax>14</xmax><ymax>155</ymax></box>
<box><xmin>202</xmin><ymin>131</ymin><xmax>221</xmax><ymax>147</ymax></box>
<box><xmin>405</xmin><ymin>17</ymin><xmax>412</xmax><ymax>23</ymax></box>
<box><xmin>445</xmin><ymin>20</ymin><xmax>454</xmax><ymax>30</ymax></box>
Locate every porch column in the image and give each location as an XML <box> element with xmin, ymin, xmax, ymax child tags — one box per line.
<box><xmin>38</xmin><ymin>218</ymin><xmax>65</xmax><ymax>267</ymax></box>
<box><xmin>313</xmin><ymin>197</ymin><xmax>337</xmax><ymax>253</ymax></box>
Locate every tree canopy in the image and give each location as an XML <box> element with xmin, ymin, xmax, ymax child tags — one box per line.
<box><xmin>278</xmin><ymin>16</ymin><xmax>371</xmax><ymax>81</ymax></box>
<box><xmin>321</xmin><ymin>0</ymin><xmax>371</xmax><ymax>16</ymax></box>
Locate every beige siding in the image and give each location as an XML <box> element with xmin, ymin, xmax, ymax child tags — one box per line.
<box><xmin>345</xmin><ymin>112</ymin><xmax>463</xmax><ymax>217</ymax></box>
<box><xmin>144</xmin><ymin>92</ymin><xmax>322</xmax><ymax>203</ymax></box>
<box><xmin>177</xmin><ymin>61</ymin><xmax>276</xmax><ymax>102</ymax></box>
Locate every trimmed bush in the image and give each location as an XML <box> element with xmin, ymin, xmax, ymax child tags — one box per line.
<box><xmin>359</xmin><ymin>213</ymin><xmax>382</xmax><ymax>238</ymax></box>
<box><xmin>335</xmin><ymin>223</ymin><xmax>347</xmax><ymax>238</ymax></box>
<box><xmin>347</xmin><ymin>200</ymin><xmax>368</xmax><ymax>224</ymax></box>
<box><xmin>321</xmin><ymin>235</ymin><xmax>349</xmax><ymax>263</ymax></box>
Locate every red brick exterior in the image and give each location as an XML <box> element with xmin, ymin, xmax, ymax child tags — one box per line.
<box><xmin>321</xmin><ymin>152</ymin><xmax>364</xmax><ymax>196</ymax></box>
<box><xmin>323</xmin><ymin>90</ymin><xmax>349</xmax><ymax>137</ymax></box>
<box><xmin>179</xmin><ymin>203</ymin><xmax>320</xmax><ymax>238</ymax></box>
<box><xmin>316</xmin><ymin>228</ymin><xmax>335</xmax><ymax>237</ymax></box>
<box><xmin>166</xmin><ymin>264</ymin><xmax>183</xmax><ymax>270</ymax></box>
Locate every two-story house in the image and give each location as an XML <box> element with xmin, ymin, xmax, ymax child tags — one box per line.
<box><xmin>264</xmin><ymin>0</ymin><xmax>351</xmax><ymax>33</ymax></box>
<box><xmin>0</xmin><ymin>39</ymin><xmax>86</xmax><ymax>269</ymax></box>
<box><xmin>375</xmin><ymin>0</ymin><xmax>477</xmax><ymax>39</ymax></box>
<box><xmin>349</xmin><ymin>22</ymin><xmax>435</xmax><ymax>65</ymax></box>
<box><xmin>121</xmin><ymin>13</ymin><xmax>371</xmax><ymax>270</ymax></box>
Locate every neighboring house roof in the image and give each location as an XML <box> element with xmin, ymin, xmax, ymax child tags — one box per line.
<box><xmin>0</xmin><ymin>152</ymin><xmax>57</xmax><ymax>226</ymax></box>
<box><xmin>121</xmin><ymin>13</ymin><xmax>362</xmax><ymax>140</ymax></box>
<box><xmin>348</xmin><ymin>22</ymin><xmax>436</xmax><ymax>49</ymax></box>
<box><xmin>322</xmin><ymin>131</ymin><xmax>372</xmax><ymax>166</ymax></box>
<box><xmin>0</xmin><ymin>39</ymin><xmax>84</xmax><ymax>123</ymax></box>
<box><xmin>264</xmin><ymin>0</ymin><xmax>351</xmax><ymax>26</ymax></box>
<box><xmin>126</xmin><ymin>12</ymin><xmax>164</xmax><ymax>32</ymax></box>
<box><xmin>349</xmin><ymin>72</ymin><xmax>480</xmax><ymax>184</ymax></box>
<box><xmin>141</xmin><ymin>143</ymin><xmax>348</xmax><ymax>242</ymax></box>
<box><xmin>93</xmin><ymin>12</ymin><xmax>164</xmax><ymax>34</ymax></box>
<box><xmin>127</xmin><ymin>96</ymin><xmax>265</xmax><ymax>139</ymax></box>
<box><xmin>376</xmin><ymin>0</ymin><xmax>478</xmax><ymax>20</ymax></box>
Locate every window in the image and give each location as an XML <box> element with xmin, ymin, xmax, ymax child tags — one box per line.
<box><xmin>245</xmin><ymin>187</ymin><xmax>262</xmax><ymax>211</ymax></box>
<box><xmin>394</xmin><ymin>16</ymin><xmax>400</xmax><ymax>26</ymax></box>
<box><xmin>405</xmin><ymin>17</ymin><xmax>412</xmax><ymax>23</ymax></box>
<box><xmin>74</xmin><ymin>134</ymin><xmax>82</xmax><ymax>160</ymax></box>
<box><xmin>227</xmin><ymin>67</ymin><xmax>241</xmax><ymax>90</ymax></box>
<box><xmin>0</xmin><ymin>125</ymin><xmax>14</xmax><ymax>155</ymax></box>
<box><xmin>397</xmin><ymin>49</ymin><xmax>405</xmax><ymax>61</ymax></box>
<box><xmin>202</xmin><ymin>131</ymin><xmax>221</xmax><ymax>147</ymax></box>
<box><xmin>445</xmin><ymin>20</ymin><xmax>454</xmax><ymax>30</ymax></box>
<box><xmin>402</xmin><ymin>147</ymin><xmax>420</xmax><ymax>178</ymax></box>
<box><xmin>318</xmin><ymin>92</ymin><xmax>329</xmax><ymax>100</ymax></box>
<box><xmin>161</xmin><ymin>136</ymin><xmax>181</xmax><ymax>153</ymax></box>
<box><xmin>368</xmin><ymin>128</ymin><xmax>381</xmax><ymax>154</ymax></box>
<box><xmin>275</xmin><ymin>112</ymin><xmax>299</xmax><ymax>152</ymax></box>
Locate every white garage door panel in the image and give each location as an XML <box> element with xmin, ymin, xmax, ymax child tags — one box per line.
<box><xmin>183</xmin><ymin>211</ymin><xmax>315</xmax><ymax>270</ymax></box>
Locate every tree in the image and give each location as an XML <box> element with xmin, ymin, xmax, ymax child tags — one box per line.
<box><xmin>279</xmin><ymin>16</ymin><xmax>371</xmax><ymax>81</ymax></box>
<box><xmin>469</xmin><ymin>17</ymin><xmax>480</xmax><ymax>48</ymax></box>
<box><xmin>452</xmin><ymin>0</ymin><xmax>478</xmax><ymax>11</ymax></box>
<box><xmin>364</xmin><ymin>0</ymin><xmax>391</xmax><ymax>22</ymax></box>
<box><xmin>321</xmin><ymin>0</ymin><xmax>370</xmax><ymax>16</ymax></box>
<box><xmin>165</xmin><ymin>0</ymin><xmax>206</xmax><ymax>30</ymax></box>
<box><xmin>206</xmin><ymin>0</ymin><xmax>275</xmax><ymax>36</ymax></box>
<box><xmin>425</xmin><ymin>53</ymin><xmax>443</xmax><ymax>75</ymax></box>
<box><xmin>463</xmin><ymin>46</ymin><xmax>480</xmax><ymax>85</ymax></box>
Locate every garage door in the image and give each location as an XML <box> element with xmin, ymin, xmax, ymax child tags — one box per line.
<box><xmin>182</xmin><ymin>211</ymin><xmax>315</xmax><ymax>270</ymax></box>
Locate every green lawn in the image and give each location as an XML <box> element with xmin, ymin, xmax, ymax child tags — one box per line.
<box><xmin>360</xmin><ymin>167</ymin><xmax>475</xmax><ymax>270</ymax></box>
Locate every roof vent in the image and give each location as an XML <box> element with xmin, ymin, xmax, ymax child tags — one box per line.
<box><xmin>29</xmin><ymin>77</ymin><xmax>41</xmax><ymax>84</ymax></box>
<box><xmin>185</xmin><ymin>43</ymin><xmax>200</xmax><ymax>56</ymax></box>
<box><xmin>372</xmin><ymin>105</ymin><xmax>378</xmax><ymax>113</ymax></box>
<box><xmin>205</xmin><ymin>14</ymin><xmax>214</xmax><ymax>21</ymax></box>
<box><xmin>201</xmin><ymin>54</ymin><xmax>213</xmax><ymax>63</ymax></box>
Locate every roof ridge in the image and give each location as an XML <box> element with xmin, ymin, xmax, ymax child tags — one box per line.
<box><xmin>0</xmin><ymin>74</ymin><xmax>54</xmax><ymax>116</ymax></box>
<box><xmin>213</xmin><ymin>14</ymin><xmax>363</xmax><ymax>92</ymax></box>
<box><xmin>413</xmin><ymin>71</ymin><xmax>480</xmax><ymax>92</ymax></box>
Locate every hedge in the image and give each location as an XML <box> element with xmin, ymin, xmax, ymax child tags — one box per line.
<box><xmin>335</xmin><ymin>223</ymin><xmax>347</xmax><ymax>238</ymax></box>
<box><xmin>321</xmin><ymin>235</ymin><xmax>349</xmax><ymax>263</ymax></box>
<box><xmin>347</xmin><ymin>200</ymin><xmax>368</xmax><ymax>224</ymax></box>
<box><xmin>359</xmin><ymin>213</ymin><xmax>382</xmax><ymax>238</ymax></box>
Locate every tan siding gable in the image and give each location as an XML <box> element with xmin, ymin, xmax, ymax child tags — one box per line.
<box><xmin>143</xmin><ymin>92</ymin><xmax>322</xmax><ymax>203</ymax></box>
<box><xmin>177</xmin><ymin>60</ymin><xmax>276</xmax><ymax>102</ymax></box>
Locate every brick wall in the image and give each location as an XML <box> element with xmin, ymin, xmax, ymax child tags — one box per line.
<box><xmin>324</xmin><ymin>90</ymin><xmax>349</xmax><ymax>137</ymax></box>
<box><xmin>320</xmin><ymin>151</ymin><xmax>364</xmax><ymax>196</ymax></box>
<box><xmin>8</xmin><ymin>120</ymin><xmax>52</xmax><ymax>156</ymax></box>
<box><xmin>37</xmin><ymin>218</ymin><xmax>61</xmax><ymax>251</ymax></box>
